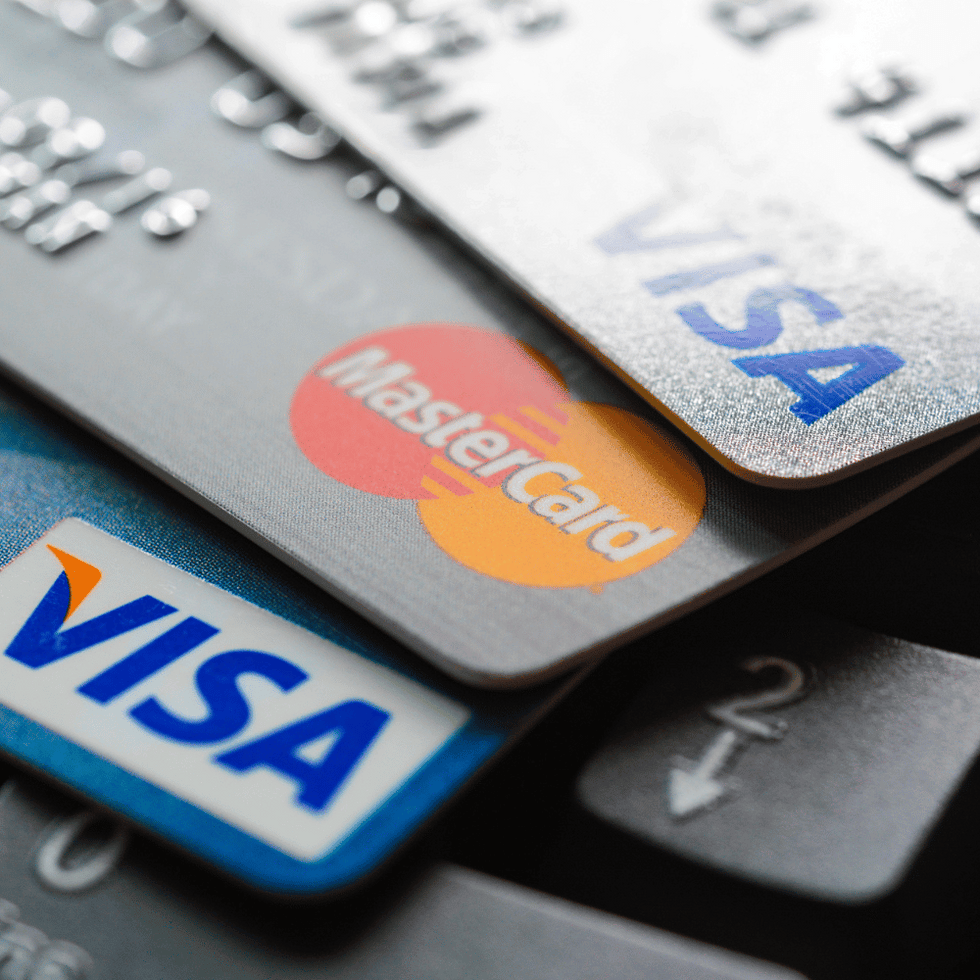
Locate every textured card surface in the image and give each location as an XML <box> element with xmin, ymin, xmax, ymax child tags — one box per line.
<box><xmin>180</xmin><ymin>0</ymin><xmax>980</xmax><ymax>485</ymax></box>
<box><xmin>0</xmin><ymin>381</ymin><xmax>563</xmax><ymax>894</ymax></box>
<box><xmin>2</xmin><ymin>5</ymin><xmax>980</xmax><ymax>687</ymax></box>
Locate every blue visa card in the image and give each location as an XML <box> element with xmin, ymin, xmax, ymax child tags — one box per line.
<box><xmin>0</xmin><ymin>383</ymin><xmax>564</xmax><ymax>895</ymax></box>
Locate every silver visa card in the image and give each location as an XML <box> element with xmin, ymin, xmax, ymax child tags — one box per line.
<box><xmin>2</xmin><ymin>2</ymin><xmax>979</xmax><ymax>689</ymax></box>
<box><xmin>179</xmin><ymin>0</ymin><xmax>980</xmax><ymax>486</ymax></box>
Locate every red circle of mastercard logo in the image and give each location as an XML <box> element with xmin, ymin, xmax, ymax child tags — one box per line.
<box><xmin>291</xmin><ymin>324</ymin><xmax>706</xmax><ymax>588</ymax></box>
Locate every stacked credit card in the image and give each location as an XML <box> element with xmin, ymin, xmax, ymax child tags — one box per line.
<box><xmin>1</xmin><ymin>3</ymin><xmax>979</xmax><ymax>977</ymax></box>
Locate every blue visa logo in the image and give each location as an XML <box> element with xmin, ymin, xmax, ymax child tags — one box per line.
<box><xmin>0</xmin><ymin>520</ymin><xmax>469</xmax><ymax>861</ymax></box>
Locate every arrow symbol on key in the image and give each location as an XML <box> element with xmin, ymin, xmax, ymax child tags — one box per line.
<box><xmin>667</xmin><ymin>728</ymin><xmax>743</xmax><ymax>819</ymax></box>
<box><xmin>666</xmin><ymin>657</ymin><xmax>808</xmax><ymax>820</ymax></box>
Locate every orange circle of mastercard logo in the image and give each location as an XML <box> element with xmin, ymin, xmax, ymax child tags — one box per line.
<box><xmin>291</xmin><ymin>324</ymin><xmax>706</xmax><ymax>588</ymax></box>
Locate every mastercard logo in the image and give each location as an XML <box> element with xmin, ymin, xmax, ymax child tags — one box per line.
<box><xmin>291</xmin><ymin>324</ymin><xmax>706</xmax><ymax>589</ymax></box>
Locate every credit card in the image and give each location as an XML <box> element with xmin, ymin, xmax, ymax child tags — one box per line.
<box><xmin>176</xmin><ymin>0</ymin><xmax>980</xmax><ymax>485</ymax></box>
<box><xmin>0</xmin><ymin>379</ymin><xmax>567</xmax><ymax>895</ymax></box>
<box><xmin>2</xmin><ymin>4</ymin><xmax>980</xmax><ymax>688</ymax></box>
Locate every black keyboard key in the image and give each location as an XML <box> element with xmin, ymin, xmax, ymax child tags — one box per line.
<box><xmin>578</xmin><ymin>615</ymin><xmax>980</xmax><ymax>901</ymax></box>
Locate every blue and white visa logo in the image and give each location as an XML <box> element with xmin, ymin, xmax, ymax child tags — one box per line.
<box><xmin>0</xmin><ymin>519</ymin><xmax>469</xmax><ymax>862</ymax></box>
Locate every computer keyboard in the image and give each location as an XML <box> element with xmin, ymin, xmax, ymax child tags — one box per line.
<box><xmin>3</xmin><ymin>3</ymin><xmax>980</xmax><ymax>979</ymax></box>
<box><xmin>429</xmin><ymin>578</ymin><xmax>980</xmax><ymax>980</ymax></box>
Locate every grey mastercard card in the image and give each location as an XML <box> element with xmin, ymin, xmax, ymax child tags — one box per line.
<box><xmin>180</xmin><ymin>0</ymin><xmax>980</xmax><ymax>485</ymax></box>
<box><xmin>1</xmin><ymin>3</ymin><xmax>980</xmax><ymax>688</ymax></box>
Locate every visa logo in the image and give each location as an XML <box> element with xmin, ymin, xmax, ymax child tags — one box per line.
<box><xmin>0</xmin><ymin>520</ymin><xmax>469</xmax><ymax>861</ymax></box>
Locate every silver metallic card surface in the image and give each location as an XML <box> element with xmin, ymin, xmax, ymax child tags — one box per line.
<box><xmin>2</xmin><ymin>4</ymin><xmax>980</xmax><ymax>689</ymax></box>
<box><xmin>180</xmin><ymin>0</ymin><xmax>980</xmax><ymax>485</ymax></box>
